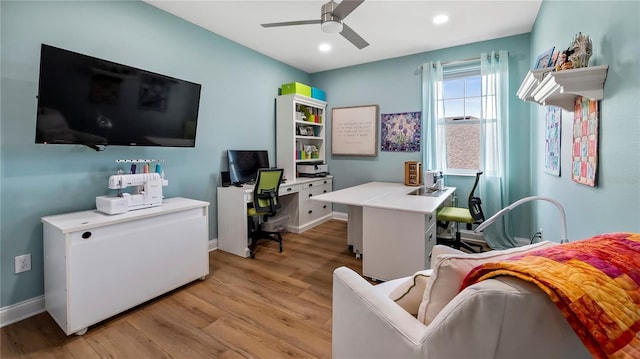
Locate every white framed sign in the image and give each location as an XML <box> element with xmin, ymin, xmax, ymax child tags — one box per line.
<box><xmin>331</xmin><ymin>104</ymin><xmax>379</xmax><ymax>156</ymax></box>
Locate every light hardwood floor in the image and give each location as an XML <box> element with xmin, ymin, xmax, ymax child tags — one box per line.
<box><xmin>1</xmin><ymin>220</ymin><xmax>363</xmax><ymax>359</ymax></box>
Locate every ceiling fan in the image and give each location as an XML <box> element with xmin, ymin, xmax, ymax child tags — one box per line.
<box><xmin>261</xmin><ymin>0</ymin><xmax>369</xmax><ymax>49</ymax></box>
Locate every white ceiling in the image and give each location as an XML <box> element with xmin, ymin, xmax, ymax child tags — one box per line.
<box><xmin>144</xmin><ymin>0</ymin><xmax>542</xmax><ymax>73</ymax></box>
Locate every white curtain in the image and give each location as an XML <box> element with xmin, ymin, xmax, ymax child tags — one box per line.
<box><xmin>421</xmin><ymin>61</ymin><xmax>443</xmax><ymax>170</ymax></box>
<box><xmin>479</xmin><ymin>50</ymin><xmax>516</xmax><ymax>249</ymax></box>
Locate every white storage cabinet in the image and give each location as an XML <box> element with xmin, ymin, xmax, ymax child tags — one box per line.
<box><xmin>42</xmin><ymin>197</ymin><xmax>209</xmax><ymax>335</ymax></box>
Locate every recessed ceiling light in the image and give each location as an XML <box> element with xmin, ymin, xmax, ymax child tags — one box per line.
<box><xmin>319</xmin><ymin>43</ymin><xmax>331</xmax><ymax>52</ymax></box>
<box><xmin>433</xmin><ymin>14</ymin><xmax>449</xmax><ymax>25</ymax></box>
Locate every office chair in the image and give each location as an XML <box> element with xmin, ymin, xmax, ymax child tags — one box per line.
<box><xmin>436</xmin><ymin>171</ymin><xmax>485</xmax><ymax>253</ymax></box>
<box><xmin>247</xmin><ymin>168</ymin><xmax>284</xmax><ymax>258</ymax></box>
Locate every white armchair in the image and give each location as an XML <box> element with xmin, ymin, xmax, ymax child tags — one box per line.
<box><xmin>332</xmin><ymin>243</ymin><xmax>592</xmax><ymax>359</ymax></box>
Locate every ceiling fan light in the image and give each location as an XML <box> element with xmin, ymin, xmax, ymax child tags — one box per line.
<box><xmin>321</xmin><ymin>20</ymin><xmax>343</xmax><ymax>34</ymax></box>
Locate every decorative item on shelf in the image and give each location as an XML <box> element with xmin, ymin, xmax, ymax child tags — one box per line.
<box><xmin>568</xmin><ymin>32</ymin><xmax>592</xmax><ymax>69</ymax></box>
<box><xmin>555</xmin><ymin>47</ymin><xmax>575</xmax><ymax>71</ymax></box>
<box><xmin>304</xmin><ymin>144</ymin><xmax>319</xmax><ymax>159</ymax></box>
<box><xmin>298</xmin><ymin>126</ymin><xmax>315</xmax><ymax>136</ymax></box>
<box><xmin>534</xmin><ymin>47</ymin><xmax>555</xmax><ymax>69</ymax></box>
<box><xmin>295</xmin><ymin>111</ymin><xmax>306</xmax><ymax>122</ymax></box>
<box><xmin>550</xmin><ymin>50</ymin><xmax>560</xmax><ymax>69</ymax></box>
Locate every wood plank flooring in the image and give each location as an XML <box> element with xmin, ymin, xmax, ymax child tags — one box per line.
<box><xmin>1</xmin><ymin>220</ymin><xmax>363</xmax><ymax>359</ymax></box>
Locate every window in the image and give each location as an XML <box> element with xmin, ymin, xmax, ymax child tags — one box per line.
<box><xmin>436</xmin><ymin>64</ymin><xmax>482</xmax><ymax>173</ymax></box>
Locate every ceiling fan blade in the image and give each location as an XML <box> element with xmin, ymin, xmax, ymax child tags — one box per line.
<box><xmin>261</xmin><ymin>20</ymin><xmax>321</xmax><ymax>28</ymax></box>
<box><xmin>332</xmin><ymin>0</ymin><xmax>365</xmax><ymax>20</ymax></box>
<box><xmin>340</xmin><ymin>23</ymin><xmax>369</xmax><ymax>49</ymax></box>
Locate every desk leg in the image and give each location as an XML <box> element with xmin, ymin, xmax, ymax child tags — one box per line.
<box><xmin>347</xmin><ymin>205</ymin><xmax>363</xmax><ymax>259</ymax></box>
<box><xmin>217</xmin><ymin>188</ymin><xmax>250</xmax><ymax>258</ymax></box>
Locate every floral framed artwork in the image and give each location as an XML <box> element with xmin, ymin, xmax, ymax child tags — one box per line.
<box><xmin>545</xmin><ymin>107</ymin><xmax>562</xmax><ymax>176</ymax></box>
<box><xmin>572</xmin><ymin>96</ymin><xmax>599</xmax><ymax>187</ymax></box>
<box><xmin>380</xmin><ymin>112</ymin><xmax>421</xmax><ymax>152</ymax></box>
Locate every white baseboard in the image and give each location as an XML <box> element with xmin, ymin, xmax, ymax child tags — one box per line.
<box><xmin>332</xmin><ymin>211</ymin><xmax>348</xmax><ymax>221</ymax></box>
<box><xmin>0</xmin><ymin>295</ymin><xmax>45</xmax><ymax>328</ymax></box>
<box><xmin>2</xmin><ymin>238</ymin><xmax>219</xmax><ymax>329</ymax></box>
<box><xmin>209</xmin><ymin>238</ymin><xmax>218</xmax><ymax>251</ymax></box>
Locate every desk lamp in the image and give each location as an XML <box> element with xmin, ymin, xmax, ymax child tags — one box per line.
<box><xmin>474</xmin><ymin>196</ymin><xmax>568</xmax><ymax>243</ymax></box>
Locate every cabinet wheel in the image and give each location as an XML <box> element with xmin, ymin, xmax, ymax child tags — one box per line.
<box><xmin>75</xmin><ymin>328</ymin><xmax>88</xmax><ymax>336</ymax></box>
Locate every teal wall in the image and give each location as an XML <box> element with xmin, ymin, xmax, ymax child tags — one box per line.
<box><xmin>529</xmin><ymin>1</ymin><xmax>640</xmax><ymax>241</ymax></box>
<box><xmin>0</xmin><ymin>0</ymin><xmax>309</xmax><ymax>307</ymax></box>
<box><xmin>1</xmin><ymin>0</ymin><xmax>639</xmax><ymax>310</ymax></box>
<box><xmin>311</xmin><ymin>34</ymin><xmax>534</xmax><ymax>238</ymax></box>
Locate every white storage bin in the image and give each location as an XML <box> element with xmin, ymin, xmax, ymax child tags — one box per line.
<box><xmin>262</xmin><ymin>215</ymin><xmax>289</xmax><ymax>232</ymax></box>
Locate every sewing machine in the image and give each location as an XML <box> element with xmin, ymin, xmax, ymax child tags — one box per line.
<box><xmin>424</xmin><ymin>170</ymin><xmax>444</xmax><ymax>191</ymax></box>
<box><xmin>96</xmin><ymin>173</ymin><xmax>168</xmax><ymax>215</ymax></box>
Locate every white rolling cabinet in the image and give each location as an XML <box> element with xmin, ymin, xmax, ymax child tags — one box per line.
<box><xmin>42</xmin><ymin>197</ymin><xmax>209</xmax><ymax>335</ymax></box>
<box><xmin>362</xmin><ymin>207</ymin><xmax>436</xmax><ymax>281</ymax></box>
<box><xmin>275</xmin><ymin>93</ymin><xmax>327</xmax><ymax>181</ymax></box>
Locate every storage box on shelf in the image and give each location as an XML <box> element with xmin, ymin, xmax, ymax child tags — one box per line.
<box><xmin>517</xmin><ymin>65</ymin><xmax>608</xmax><ymax>111</ymax></box>
<box><xmin>281</xmin><ymin>82</ymin><xmax>311</xmax><ymax>97</ymax></box>
<box><xmin>311</xmin><ymin>87</ymin><xmax>326</xmax><ymax>101</ymax></box>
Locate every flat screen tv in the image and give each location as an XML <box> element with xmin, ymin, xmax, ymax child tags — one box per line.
<box><xmin>35</xmin><ymin>44</ymin><xmax>202</xmax><ymax>149</ymax></box>
<box><xmin>227</xmin><ymin>150</ymin><xmax>270</xmax><ymax>184</ymax></box>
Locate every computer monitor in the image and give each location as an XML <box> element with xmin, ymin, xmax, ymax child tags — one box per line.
<box><xmin>227</xmin><ymin>150</ymin><xmax>269</xmax><ymax>184</ymax></box>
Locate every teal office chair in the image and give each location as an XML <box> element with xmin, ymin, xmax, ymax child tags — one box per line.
<box><xmin>247</xmin><ymin>168</ymin><xmax>284</xmax><ymax>258</ymax></box>
<box><xmin>436</xmin><ymin>171</ymin><xmax>485</xmax><ymax>253</ymax></box>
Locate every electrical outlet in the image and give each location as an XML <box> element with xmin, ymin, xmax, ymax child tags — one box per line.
<box><xmin>15</xmin><ymin>254</ymin><xmax>31</xmax><ymax>274</ymax></box>
<box><xmin>539</xmin><ymin>228</ymin><xmax>544</xmax><ymax>240</ymax></box>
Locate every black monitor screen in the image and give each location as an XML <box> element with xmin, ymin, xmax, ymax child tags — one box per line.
<box><xmin>227</xmin><ymin>150</ymin><xmax>269</xmax><ymax>184</ymax></box>
<box><xmin>35</xmin><ymin>44</ymin><xmax>202</xmax><ymax>147</ymax></box>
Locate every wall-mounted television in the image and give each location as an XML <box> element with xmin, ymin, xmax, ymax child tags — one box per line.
<box><xmin>227</xmin><ymin>150</ymin><xmax>270</xmax><ymax>185</ymax></box>
<box><xmin>35</xmin><ymin>44</ymin><xmax>202</xmax><ymax>149</ymax></box>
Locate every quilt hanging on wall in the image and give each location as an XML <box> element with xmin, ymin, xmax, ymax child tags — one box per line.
<box><xmin>572</xmin><ymin>96</ymin><xmax>599</xmax><ymax>187</ymax></box>
<box><xmin>545</xmin><ymin>107</ymin><xmax>562</xmax><ymax>176</ymax></box>
<box><xmin>380</xmin><ymin>112</ymin><xmax>421</xmax><ymax>152</ymax></box>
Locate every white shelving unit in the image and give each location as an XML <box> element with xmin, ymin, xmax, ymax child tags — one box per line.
<box><xmin>276</xmin><ymin>94</ymin><xmax>327</xmax><ymax>181</ymax></box>
<box><xmin>516</xmin><ymin>65</ymin><xmax>608</xmax><ymax>111</ymax></box>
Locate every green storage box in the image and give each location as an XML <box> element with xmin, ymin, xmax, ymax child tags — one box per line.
<box><xmin>281</xmin><ymin>82</ymin><xmax>311</xmax><ymax>97</ymax></box>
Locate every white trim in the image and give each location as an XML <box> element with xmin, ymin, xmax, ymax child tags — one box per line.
<box><xmin>0</xmin><ymin>295</ymin><xmax>45</xmax><ymax>328</ymax></box>
<box><xmin>208</xmin><ymin>238</ymin><xmax>218</xmax><ymax>251</ymax></box>
<box><xmin>332</xmin><ymin>211</ymin><xmax>348</xmax><ymax>221</ymax></box>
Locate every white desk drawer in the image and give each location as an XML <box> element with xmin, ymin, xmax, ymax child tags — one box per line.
<box><xmin>281</xmin><ymin>183</ymin><xmax>302</xmax><ymax>196</ymax></box>
<box><xmin>302</xmin><ymin>185</ymin><xmax>331</xmax><ymax>202</ymax></box>
<box><xmin>425</xmin><ymin>212</ymin><xmax>436</xmax><ymax>230</ymax></box>
<box><xmin>300</xmin><ymin>200</ymin><xmax>332</xmax><ymax>223</ymax></box>
<box><xmin>301</xmin><ymin>178</ymin><xmax>332</xmax><ymax>189</ymax></box>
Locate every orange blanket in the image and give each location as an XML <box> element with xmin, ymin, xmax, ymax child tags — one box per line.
<box><xmin>462</xmin><ymin>232</ymin><xmax>640</xmax><ymax>359</ymax></box>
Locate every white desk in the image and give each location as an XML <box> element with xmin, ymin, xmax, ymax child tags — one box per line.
<box><xmin>312</xmin><ymin>182</ymin><xmax>455</xmax><ymax>281</ymax></box>
<box><xmin>217</xmin><ymin>176</ymin><xmax>333</xmax><ymax>257</ymax></box>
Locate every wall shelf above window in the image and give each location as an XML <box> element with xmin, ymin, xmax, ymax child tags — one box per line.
<box><xmin>516</xmin><ymin>65</ymin><xmax>608</xmax><ymax>111</ymax></box>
